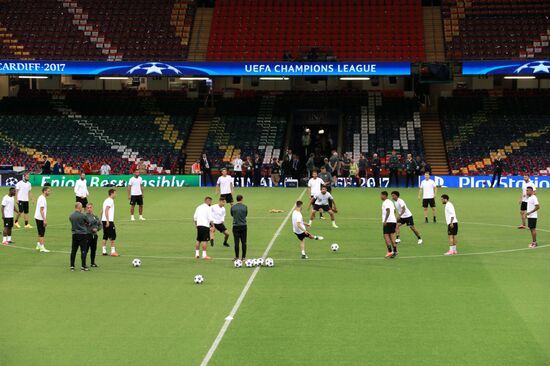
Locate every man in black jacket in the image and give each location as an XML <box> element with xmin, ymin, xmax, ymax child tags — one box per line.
<box><xmin>200</xmin><ymin>153</ymin><xmax>214</xmax><ymax>187</ymax></box>
<box><xmin>491</xmin><ymin>153</ymin><xmax>504</xmax><ymax>188</ymax></box>
<box><xmin>69</xmin><ymin>202</ymin><xmax>89</xmax><ymax>271</ymax></box>
<box><xmin>85</xmin><ymin>203</ymin><xmax>102</xmax><ymax>268</ymax></box>
<box><xmin>405</xmin><ymin>153</ymin><xmax>418</xmax><ymax>188</ymax></box>
<box><xmin>230</xmin><ymin>195</ymin><xmax>248</xmax><ymax>260</ymax></box>
<box><xmin>371</xmin><ymin>153</ymin><xmax>381</xmax><ymax>188</ymax></box>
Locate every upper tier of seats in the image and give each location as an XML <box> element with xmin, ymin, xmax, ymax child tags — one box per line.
<box><xmin>440</xmin><ymin>91</ymin><xmax>550</xmax><ymax>175</ymax></box>
<box><xmin>442</xmin><ymin>0</ymin><xmax>550</xmax><ymax>59</ymax></box>
<box><xmin>0</xmin><ymin>0</ymin><xmax>193</xmax><ymax>60</ymax></box>
<box><xmin>207</xmin><ymin>0</ymin><xmax>424</xmax><ymax>61</ymax></box>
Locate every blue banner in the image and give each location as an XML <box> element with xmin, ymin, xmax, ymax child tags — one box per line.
<box><xmin>463</xmin><ymin>60</ymin><xmax>550</xmax><ymax>75</ymax></box>
<box><xmin>0</xmin><ymin>60</ymin><xmax>410</xmax><ymax>76</ymax></box>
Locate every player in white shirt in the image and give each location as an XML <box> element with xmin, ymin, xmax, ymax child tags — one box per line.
<box><xmin>34</xmin><ymin>186</ymin><xmax>51</xmax><ymax>252</ymax></box>
<box><xmin>441</xmin><ymin>194</ymin><xmax>458</xmax><ymax>256</ymax></box>
<box><xmin>518</xmin><ymin>175</ymin><xmax>536</xmax><ymax>229</ymax></box>
<box><xmin>100</xmin><ymin>162</ymin><xmax>111</xmax><ymax>175</ymax></box>
<box><xmin>194</xmin><ymin>196</ymin><xmax>213</xmax><ymax>260</ymax></box>
<box><xmin>525</xmin><ymin>187</ymin><xmax>540</xmax><ymax>249</ymax></box>
<box><xmin>128</xmin><ymin>172</ymin><xmax>145</xmax><ymax>221</ymax></box>
<box><xmin>381</xmin><ymin>191</ymin><xmax>398</xmax><ymax>258</ymax></box>
<box><xmin>391</xmin><ymin>191</ymin><xmax>422</xmax><ymax>245</ymax></box>
<box><xmin>2</xmin><ymin>187</ymin><xmax>19</xmax><ymax>245</ymax></box>
<box><xmin>292</xmin><ymin>200</ymin><xmax>323</xmax><ymax>259</ymax></box>
<box><xmin>14</xmin><ymin>173</ymin><xmax>33</xmax><ymax>229</ymax></box>
<box><xmin>307</xmin><ymin>170</ymin><xmax>325</xmax><ymax>220</ymax></box>
<box><xmin>74</xmin><ymin>173</ymin><xmax>89</xmax><ymax>207</ymax></box>
<box><xmin>101</xmin><ymin>189</ymin><xmax>119</xmax><ymax>256</ymax></box>
<box><xmin>210</xmin><ymin>197</ymin><xmax>230</xmax><ymax>247</ymax></box>
<box><xmin>232</xmin><ymin>156</ymin><xmax>243</xmax><ymax>186</ymax></box>
<box><xmin>418</xmin><ymin>172</ymin><xmax>437</xmax><ymax>223</ymax></box>
<box><xmin>308</xmin><ymin>185</ymin><xmax>338</xmax><ymax>228</ymax></box>
<box><xmin>215</xmin><ymin>168</ymin><xmax>235</xmax><ymax>205</ymax></box>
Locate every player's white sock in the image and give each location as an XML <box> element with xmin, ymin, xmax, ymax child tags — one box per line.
<box><xmin>202</xmin><ymin>251</ymin><xmax>207</xmax><ymax>258</ymax></box>
<box><xmin>195</xmin><ymin>250</ymin><xmax>200</xmax><ymax>257</ymax></box>
<box><xmin>131</xmin><ymin>215</ymin><xmax>135</xmax><ymax>220</ymax></box>
<box><xmin>301</xmin><ymin>250</ymin><xmax>306</xmax><ymax>255</ymax></box>
<box><xmin>111</xmin><ymin>246</ymin><xmax>116</xmax><ymax>253</ymax></box>
<box><xmin>2</xmin><ymin>237</ymin><xmax>6</xmax><ymax>243</ymax></box>
<box><xmin>7</xmin><ymin>236</ymin><xmax>11</xmax><ymax>242</ymax></box>
<box><xmin>308</xmin><ymin>220</ymin><xmax>312</xmax><ymax>225</ymax></box>
<box><xmin>139</xmin><ymin>215</ymin><xmax>144</xmax><ymax>219</ymax></box>
<box><xmin>102</xmin><ymin>246</ymin><xmax>107</xmax><ymax>254</ymax></box>
<box><xmin>451</xmin><ymin>245</ymin><xmax>457</xmax><ymax>251</ymax></box>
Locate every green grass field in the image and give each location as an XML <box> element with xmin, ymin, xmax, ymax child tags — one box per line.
<box><xmin>0</xmin><ymin>186</ymin><xmax>549</xmax><ymax>366</ymax></box>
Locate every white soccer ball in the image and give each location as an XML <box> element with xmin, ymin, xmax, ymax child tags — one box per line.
<box><xmin>264</xmin><ymin>258</ymin><xmax>274</xmax><ymax>267</ymax></box>
<box><xmin>194</xmin><ymin>275</ymin><xmax>204</xmax><ymax>284</ymax></box>
<box><xmin>251</xmin><ymin>258</ymin><xmax>258</xmax><ymax>267</ymax></box>
<box><xmin>245</xmin><ymin>259</ymin><xmax>254</xmax><ymax>268</ymax></box>
<box><xmin>234</xmin><ymin>259</ymin><xmax>243</xmax><ymax>268</ymax></box>
<box><xmin>256</xmin><ymin>258</ymin><xmax>265</xmax><ymax>267</ymax></box>
<box><xmin>331</xmin><ymin>243</ymin><xmax>340</xmax><ymax>252</ymax></box>
<box><xmin>132</xmin><ymin>258</ymin><xmax>141</xmax><ymax>267</ymax></box>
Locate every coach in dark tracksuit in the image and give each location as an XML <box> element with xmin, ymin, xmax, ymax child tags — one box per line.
<box><xmin>69</xmin><ymin>202</ymin><xmax>89</xmax><ymax>271</ymax></box>
<box><xmin>405</xmin><ymin>154</ymin><xmax>417</xmax><ymax>188</ymax></box>
<box><xmin>231</xmin><ymin>194</ymin><xmax>248</xmax><ymax>260</ymax></box>
<box><xmin>491</xmin><ymin>154</ymin><xmax>504</xmax><ymax>188</ymax></box>
<box><xmin>85</xmin><ymin>203</ymin><xmax>101</xmax><ymax>268</ymax></box>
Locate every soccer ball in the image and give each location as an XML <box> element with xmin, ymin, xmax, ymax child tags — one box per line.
<box><xmin>264</xmin><ymin>258</ymin><xmax>274</xmax><ymax>267</ymax></box>
<box><xmin>132</xmin><ymin>258</ymin><xmax>141</xmax><ymax>267</ymax></box>
<box><xmin>251</xmin><ymin>258</ymin><xmax>258</xmax><ymax>267</ymax></box>
<box><xmin>245</xmin><ymin>259</ymin><xmax>254</xmax><ymax>268</ymax></box>
<box><xmin>234</xmin><ymin>259</ymin><xmax>243</xmax><ymax>268</ymax></box>
<box><xmin>194</xmin><ymin>275</ymin><xmax>204</xmax><ymax>284</ymax></box>
<box><xmin>256</xmin><ymin>258</ymin><xmax>265</xmax><ymax>266</ymax></box>
<box><xmin>331</xmin><ymin>243</ymin><xmax>340</xmax><ymax>252</ymax></box>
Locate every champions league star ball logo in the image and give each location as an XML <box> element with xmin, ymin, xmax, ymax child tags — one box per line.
<box><xmin>514</xmin><ymin>61</ymin><xmax>550</xmax><ymax>74</ymax></box>
<box><xmin>4</xmin><ymin>177</ymin><xmax>19</xmax><ymax>186</ymax></box>
<box><xmin>126</xmin><ymin>62</ymin><xmax>182</xmax><ymax>76</ymax></box>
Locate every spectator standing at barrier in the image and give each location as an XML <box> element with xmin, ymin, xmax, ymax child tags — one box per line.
<box><xmin>271</xmin><ymin>158</ymin><xmax>281</xmax><ymax>187</ymax></box>
<box><xmin>41</xmin><ymin>156</ymin><xmax>51</xmax><ymax>175</ymax></box>
<box><xmin>291</xmin><ymin>154</ymin><xmax>301</xmax><ymax>180</ymax></box>
<box><xmin>53</xmin><ymin>158</ymin><xmax>64</xmax><ymax>175</ymax></box>
<box><xmin>371</xmin><ymin>153</ymin><xmax>381</xmax><ymax>188</ymax></box>
<box><xmin>388</xmin><ymin>151</ymin><xmax>400</xmax><ymax>187</ymax></box>
<box><xmin>232</xmin><ymin>155</ymin><xmax>243</xmax><ymax>186</ymax></box>
<box><xmin>191</xmin><ymin>160</ymin><xmax>201</xmax><ymax>175</ymax></box>
<box><xmin>177</xmin><ymin>149</ymin><xmax>186</xmax><ymax>174</ymax></box>
<box><xmin>341</xmin><ymin>153</ymin><xmax>351</xmax><ymax>182</ymax></box>
<box><xmin>243</xmin><ymin>156</ymin><xmax>253</xmax><ymax>186</ymax></box>
<box><xmin>305</xmin><ymin>153</ymin><xmax>315</xmax><ymax>178</ymax></box>
<box><xmin>302</xmin><ymin>129</ymin><xmax>311</xmax><ymax>157</ymax></box>
<box><xmin>414</xmin><ymin>155</ymin><xmax>424</xmax><ymax>183</ymax></box>
<box><xmin>349</xmin><ymin>158</ymin><xmax>359</xmax><ymax>186</ymax></box>
<box><xmin>200</xmin><ymin>153</ymin><xmax>214</xmax><ymax>187</ymax></box>
<box><xmin>405</xmin><ymin>153</ymin><xmax>417</xmax><ymax>188</ymax></box>
<box><xmin>358</xmin><ymin>154</ymin><xmax>368</xmax><ymax>182</ymax></box>
<box><xmin>281</xmin><ymin>155</ymin><xmax>291</xmax><ymax>183</ymax></box>
<box><xmin>491</xmin><ymin>153</ymin><xmax>504</xmax><ymax>188</ymax></box>
<box><xmin>253</xmin><ymin>154</ymin><xmax>263</xmax><ymax>187</ymax></box>
<box><xmin>329</xmin><ymin>151</ymin><xmax>339</xmax><ymax>187</ymax></box>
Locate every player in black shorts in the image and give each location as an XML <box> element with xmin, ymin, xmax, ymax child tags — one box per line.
<box><xmin>210</xmin><ymin>197</ymin><xmax>230</xmax><ymax>247</ymax></box>
<box><xmin>526</xmin><ymin>187</ymin><xmax>540</xmax><ymax>249</ymax></box>
<box><xmin>381</xmin><ymin>191</ymin><xmax>398</xmax><ymax>258</ymax></box>
<box><xmin>220</xmin><ymin>193</ymin><xmax>233</xmax><ymax>204</ymax></box>
<box><xmin>2</xmin><ymin>187</ymin><xmax>18</xmax><ymax>245</ymax></box>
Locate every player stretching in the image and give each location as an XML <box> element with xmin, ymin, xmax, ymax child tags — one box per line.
<box><xmin>210</xmin><ymin>197</ymin><xmax>230</xmax><ymax>247</ymax></box>
<box><xmin>128</xmin><ymin>172</ymin><xmax>145</xmax><ymax>221</ymax></box>
<box><xmin>34</xmin><ymin>187</ymin><xmax>51</xmax><ymax>252</ymax></box>
<box><xmin>2</xmin><ymin>187</ymin><xmax>19</xmax><ymax>245</ymax></box>
<box><xmin>193</xmin><ymin>196</ymin><xmax>213</xmax><ymax>260</ymax></box>
<box><xmin>381</xmin><ymin>191</ymin><xmax>398</xmax><ymax>258</ymax></box>
<box><xmin>14</xmin><ymin>173</ymin><xmax>33</xmax><ymax>229</ymax></box>
<box><xmin>391</xmin><ymin>191</ymin><xmax>422</xmax><ymax>244</ymax></box>
<box><xmin>526</xmin><ymin>187</ymin><xmax>540</xmax><ymax>248</ymax></box>
<box><xmin>292</xmin><ymin>201</ymin><xmax>323</xmax><ymax>259</ymax></box>
<box><xmin>101</xmin><ymin>189</ymin><xmax>119</xmax><ymax>257</ymax></box>
<box><xmin>215</xmin><ymin>168</ymin><xmax>234</xmax><ymax>206</ymax></box>
<box><xmin>418</xmin><ymin>172</ymin><xmax>437</xmax><ymax>223</ymax></box>
<box><xmin>518</xmin><ymin>175</ymin><xmax>536</xmax><ymax>229</ymax></box>
<box><xmin>441</xmin><ymin>194</ymin><xmax>458</xmax><ymax>255</ymax></box>
<box><xmin>308</xmin><ymin>185</ymin><xmax>338</xmax><ymax>228</ymax></box>
<box><xmin>308</xmin><ymin>170</ymin><xmax>324</xmax><ymax>219</ymax></box>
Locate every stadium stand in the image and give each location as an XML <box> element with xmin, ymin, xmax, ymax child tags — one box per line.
<box><xmin>440</xmin><ymin>91</ymin><xmax>550</xmax><ymax>175</ymax></box>
<box><xmin>442</xmin><ymin>0</ymin><xmax>550</xmax><ymax>59</ymax></box>
<box><xmin>207</xmin><ymin>0</ymin><xmax>424</xmax><ymax>61</ymax></box>
<box><xmin>0</xmin><ymin>0</ymin><xmax>194</xmax><ymax>60</ymax></box>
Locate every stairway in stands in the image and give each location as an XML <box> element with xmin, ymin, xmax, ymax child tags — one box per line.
<box><xmin>420</xmin><ymin>112</ymin><xmax>450</xmax><ymax>175</ymax></box>
<box><xmin>185</xmin><ymin>107</ymin><xmax>215</xmax><ymax>172</ymax></box>
<box><xmin>423</xmin><ymin>6</ymin><xmax>445</xmax><ymax>62</ymax></box>
<box><xmin>187</xmin><ymin>8</ymin><xmax>213</xmax><ymax>61</ymax></box>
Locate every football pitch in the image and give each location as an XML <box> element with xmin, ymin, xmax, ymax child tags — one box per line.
<box><xmin>1</xmin><ymin>186</ymin><xmax>549</xmax><ymax>366</ymax></box>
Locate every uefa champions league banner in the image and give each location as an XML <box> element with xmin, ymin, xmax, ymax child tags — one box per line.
<box><xmin>25</xmin><ymin>175</ymin><xmax>201</xmax><ymax>188</ymax></box>
<box><xmin>333</xmin><ymin>175</ymin><xmax>550</xmax><ymax>188</ymax></box>
<box><xmin>463</xmin><ymin>60</ymin><xmax>550</xmax><ymax>75</ymax></box>
<box><xmin>0</xmin><ymin>60</ymin><xmax>411</xmax><ymax>76</ymax></box>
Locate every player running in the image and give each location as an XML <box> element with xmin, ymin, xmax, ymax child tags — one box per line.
<box><xmin>441</xmin><ymin>194</ymin><xmax>458</xmax><ymax>256</ymax></box>
<box><xmin>128</xmin><ymin>172</ymin><xmax>146</xmax><ymax>221</ymax></box>
<box><xmin>307</xmin><ymin>170</ymin><xmax>324</xmax><ymax>219</ymax></box>
<box><xmin>308</xmin><ymin>185</ymin><xmax>338</xmax><ymax>228</ymax></box>
<box><xmin>391</xmin><ymin>191</ymin><xmax>422</xmax><ymax>244</ymax></box>
<box><xmin>518</xmin><ymin>175</ymin><xmax>536</xmax><ymax>229</ymax></box>
<box><xmin>292</xmin><ymin>200</ymin><xmax>323</xmax><ymax>259</ymax></box>
<box><xmin>34</xmin><ymin>187</ymin><xmax>51</xmax><ymax>253</ymax></box>
<box><xmin>526</xmin><ymin>187</ymin><xmax>540</xmax><ymax>248</ymax></box>
<box><xmin>14</xmin><ymin>173</ymin><xmax>33</xmax><ymax>229</ymax></box>
<box><xmin>381</xmin><ymin>191</ymin><xmax>398</xmax><ymax>258</ymax></box>
<box><xmin>418</xmin><ymin>172</ymin><xmax>437</xmax><ymax>223</ymax></box>
<box><xmin>74</xmin><ymin>173</ymin><xmax>89</xmax><ymax>207</ymax></box>
<box><xmin>193</xmin><ymin>196</ymin><xmax>213</xmax><ymax>260</ymax></box>
<box><xmin>215</xmin><ymin>168</ymin><xmax>234</xmax><ymax>205</ymax></box>
<box><xmin>2</xmin><ymin>187</ymin><xmax>19</xmax><ymax>245</ymax></box>
<box><xmin>210</xmin><ymin>197</ymin><xmax>230</xmax><ymax>247</ymax></box>
<box><xmin>101</xmin><ymin>189</ymin><xmax>119</xmax><ymax>257</ymax></box>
